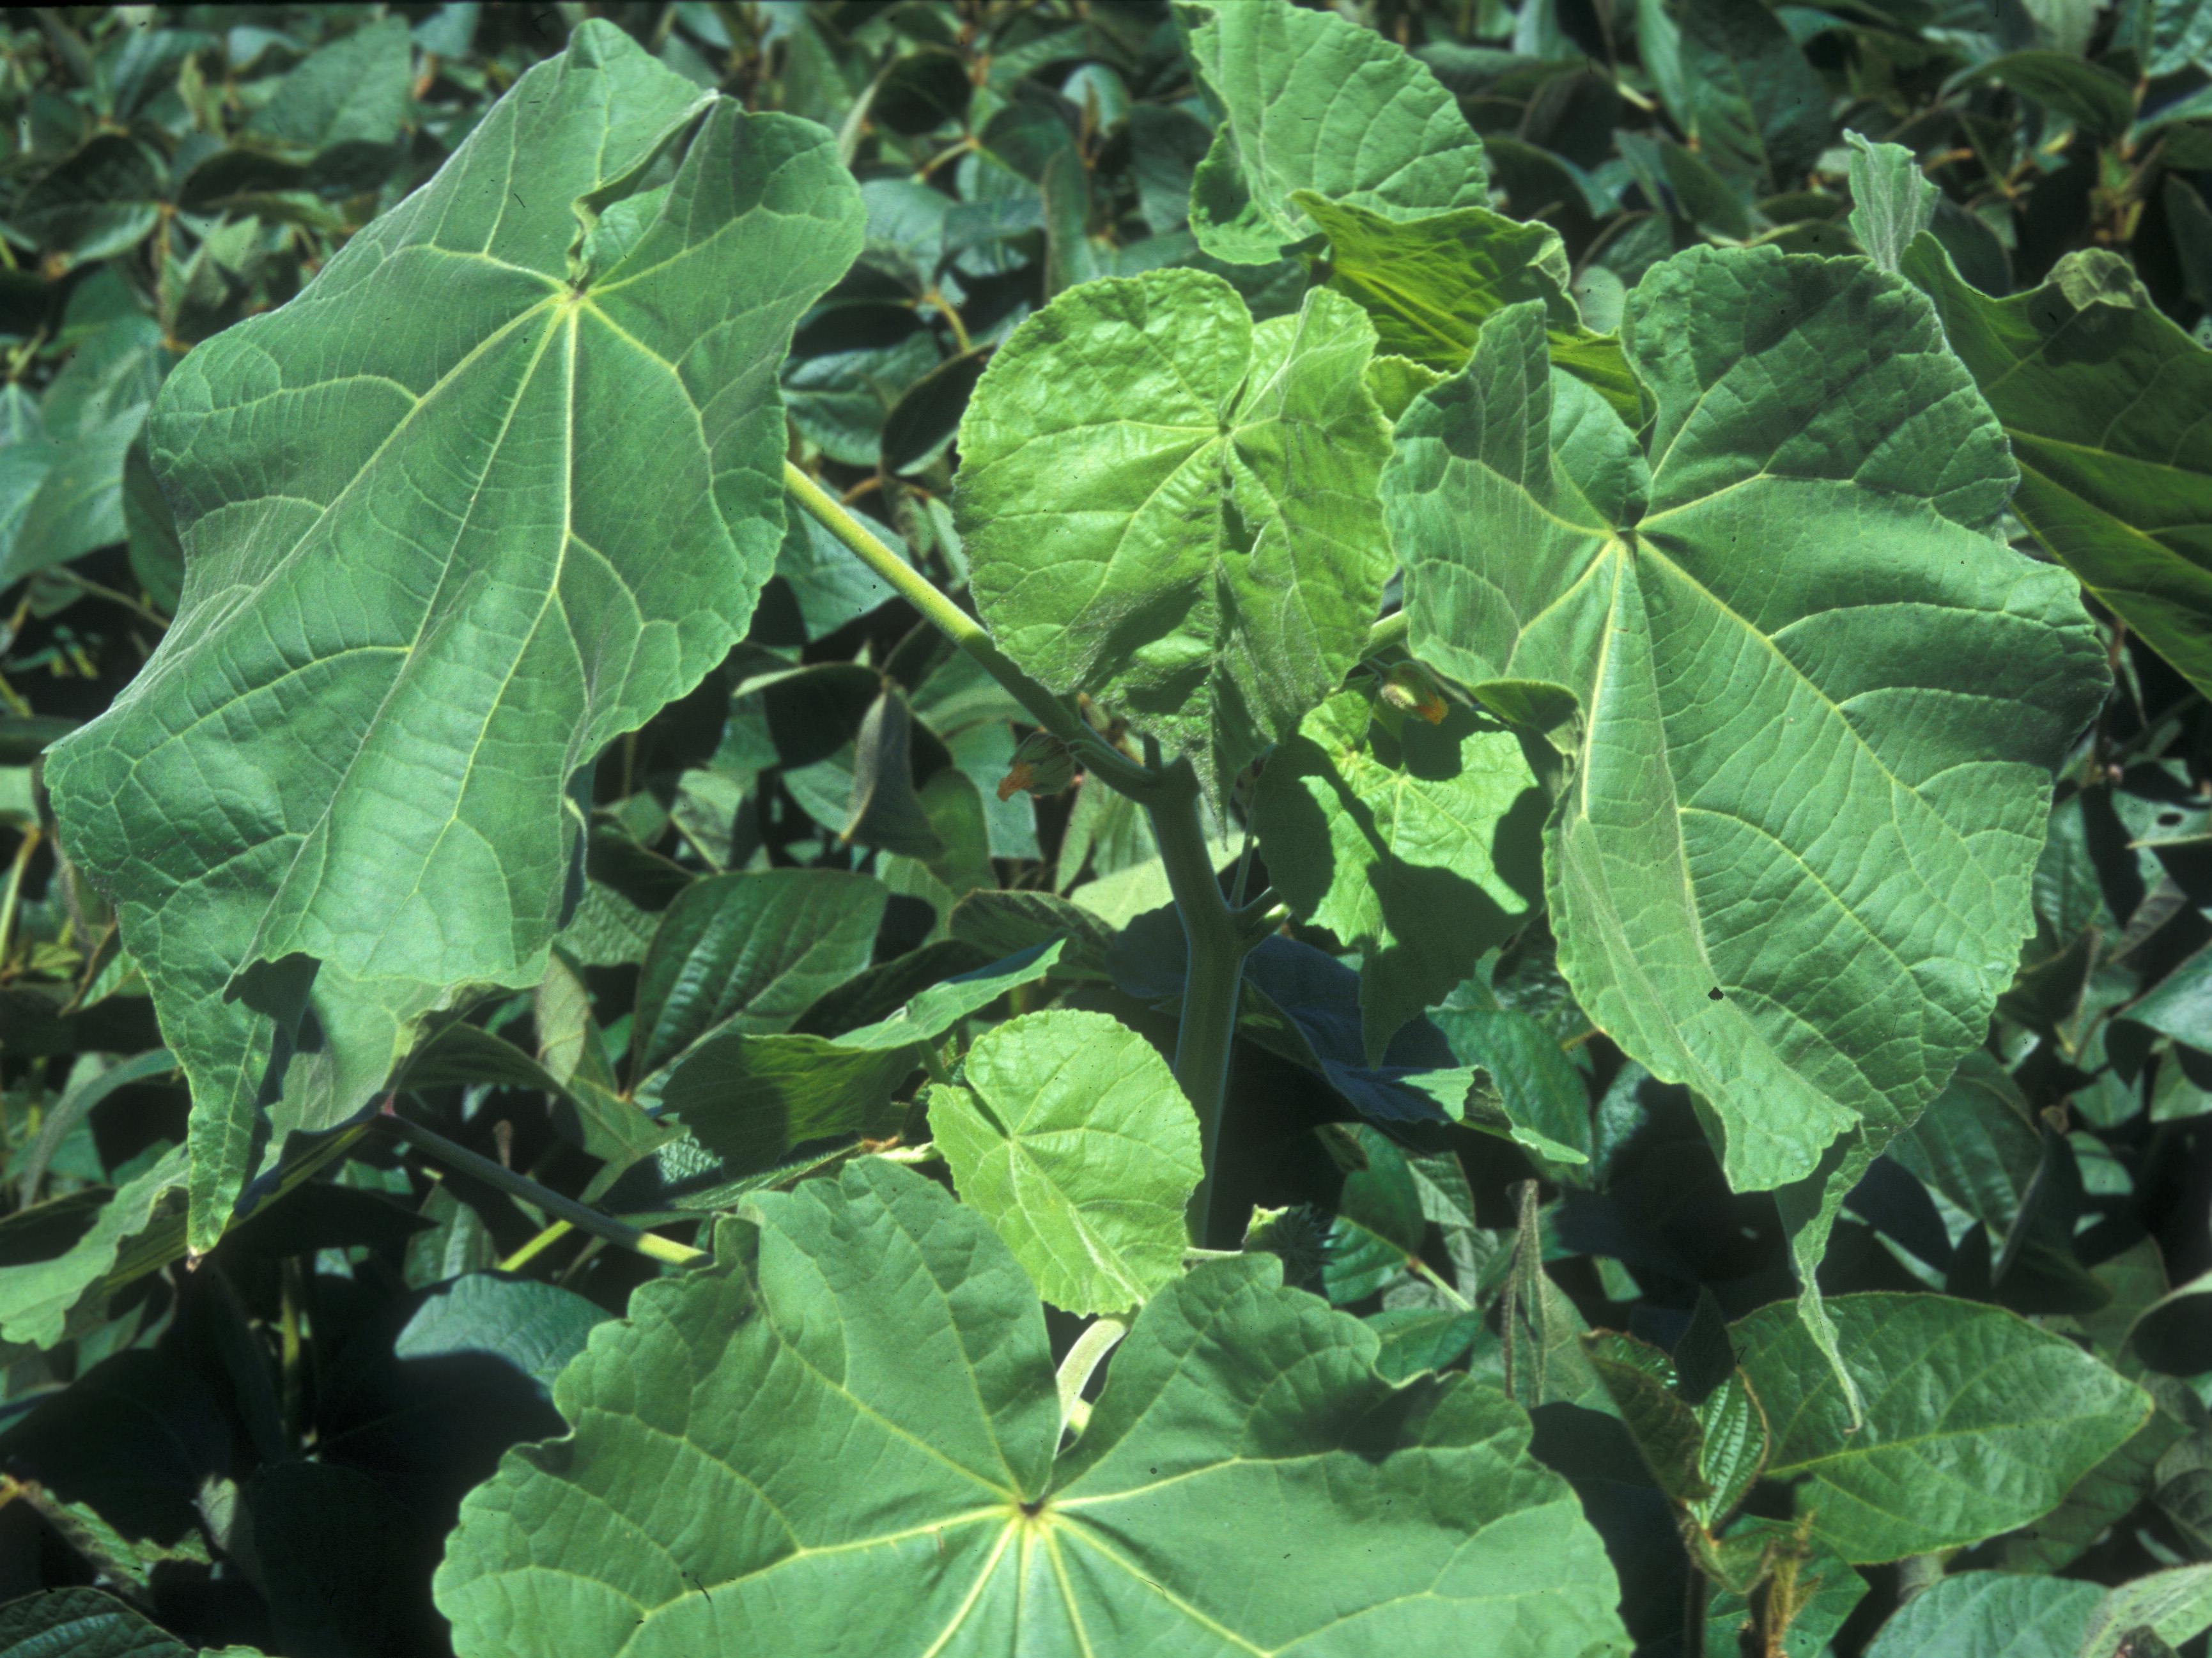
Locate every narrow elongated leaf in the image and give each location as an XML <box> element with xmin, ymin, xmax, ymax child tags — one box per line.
<box><xmin>631</xmin><ymin>869</ymin><xmax>885</xmax><ymax>1085</ymax></box>
<box><xmin>1905</xmin><ymin>240</ymin><xmax>2212</xmax><ymax>701</ymax></box>
<box><xmin>1254</xmin><ymin>689</ymin><xmax>1545</xmax><ymax>1061</ymax></box>
<box><xmin>1178</xmin><ymin>0</ymin><xmax>1488</xmax><ymax>264</ymax></box>
<box><xmin>927</xmin><ymin>1009</ymin><xmax>1199</xmax><ymax>1315</ymax></box>
<box><xmin>0</xmin><ymin>1144</ymin><xmax>187</xmax><ymax>1350</ymax></box>
<box><xmin>435</xmin><ymin>1159</ymin><xmax>1628</xmax><ymax>1657</ymax></box>
<box><xmin>1639</xmin><ymin>0</ymin><xmax>1828</xmax><ymax>187</ymax></box>
<box><xmin>0</xmin><ymin>1588</ymin><xmax>243</xmax><ymax>1657</ymax></box>
<box><xmin>1846</xmin><ymin>134</ymin><xmax>1938</xmax><ymax>272</ymax></box>
<box><xmin>1735</xmin><ymin>1293</ymin><xmax>2149</xmax><ymax>1563</ymax></box>
<box><xmin>1386</xmin><ymin>252</ymin><xmax>2106</xmax><ymax>1203</ymax></box>
<box><xmin>959</xmin><ymin>269</ymin><xmax>1392</xmax><ymax>803</ymax></box>
<box><xmin>661</xmin><ymin>942</ymin><xmax>1062</xmax><ymax>1171</ymax></box>
<box><xmin>43</xmin><ymin>25</ymin><xmax>865</xmax><ymax>1248</ymax></box>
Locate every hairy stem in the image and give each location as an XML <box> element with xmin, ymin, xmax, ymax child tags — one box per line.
<box><xmin>383</xmin><ymin>1108</ymin><xmax>704</xmax><ymax>1267</ymax></box>
<box><xmin>782</xmin><ymin>462</ymin><xmax>1155</xmax><ymax>797</ymax></box>
<box><xmin>1146</xmin><ymin>758</ymin><xmax>1254</xmax><ymax>1249</ymax></box>
<box><xmin>1363</xmin><ymin>607</ymin><xmax>1410</xmax><ymax>657</ymax></box>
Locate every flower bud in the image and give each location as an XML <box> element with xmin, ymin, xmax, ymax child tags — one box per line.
<box><xmin>1377</xmin><ymin>660</ymin><xmax>1450</xmax><ymax>725</ymax></box>
<box><xmin>996</xmin><ymin>730</ymin><xmax>1077</xmax><ymax>801</ymax></box>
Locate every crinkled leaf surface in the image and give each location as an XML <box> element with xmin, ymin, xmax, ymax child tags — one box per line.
<box><xmin>1255</xmin><ymin>689</ymin><xmax>1545</xmax><ymax>1063</ymax></box>
<box><xmin>1905</xmin><ymin>238</ymin><xmax>2212</xmax><ymax>700</ymax></box>
<box><xmin>1735</xmin><ymin>1292</ymin><xmax>2148</xmax><ymax>1563</ymax></box>
<box><xmin>959</xmin><ymin>269</ymin><xmax>1392</xmax><ymax>803</ymax></box>
<box><xmin>434</xmin><ymin>1159</ymin><xmax>1628</xmax><ymax>1657</ymax></box>
<box><xmin>1178</xmin><ymin>0</ymin><xmax>1488</xmax><ymax>265</ymax></box>
<box><xmin>927</xmin><ymin>1009</ymin><xmax>1199</xmax><ymax>1315</ymax></box>
<box><xmin>43</xmin><ymin>24</ymin><xmax>865</xmax><ymax>1248</ymax></box>
<box><xmin>1386</xmin><ymin>250</ymin><xmax>2107</xmax><ymax>1201</ymax></box>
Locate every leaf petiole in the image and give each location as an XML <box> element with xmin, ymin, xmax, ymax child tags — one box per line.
<box><xmin>382</xmin><ymin>1106</ymin><xmax>704</xmax><ymax>1268</ymax></box>
<box><xmin>781</xmin><ymin>461</ymin><xmax>1157</xmax><ymax>798</ymax></box>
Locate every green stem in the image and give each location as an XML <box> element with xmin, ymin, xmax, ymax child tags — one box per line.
<box><xmin>383</xmin><ymin>1109</ymin><xmax>704</xmax><ymax>1267</ymax></box>
<box><xmin>1363</xmin><ymin>608</ymin><xmax>1409</xmax><ymax>657</ymax></box>
<box><xmin>782</xmin><ymin>462</ymin><xmax>1156</xmax><ymax>797</ymax></box>
<box><xmin>1146</xmin><ymin>758</ymin><xmax>1253</xmax><ymax>1248</ymax></box>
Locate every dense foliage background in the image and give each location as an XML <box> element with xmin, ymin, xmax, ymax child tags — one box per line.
<box><xmin>0</xmin><ymin>1</ymin><xmax>2208</xmax><ymax>1654</ymax></box>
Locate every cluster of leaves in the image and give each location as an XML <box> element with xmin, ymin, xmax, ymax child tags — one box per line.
<box><xmin>0</xmin><ymin>1</ymin><xmax>2206</xmax><ymax>1655</ymax></box>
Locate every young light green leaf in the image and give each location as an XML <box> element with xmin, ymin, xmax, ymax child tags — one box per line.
<box><xmin>1735</xmin><ymin>1292</ymin><xmax>2149</xmax><ymax>1563</ymax></box>
<box><xmin>42</xmin><ymin>25</ymin><xmax>865</xmax><ymax>1250</ymax></box>
<box><xmin>660</xmin><ymin>942</ymin><xmax>1063</xmax><ymax>1172</ymax></box>
<box><xmin>1386</xmin><ymin>251</ymin><xmax>2107</xmax><ymax>1204</ymax></box>
<box><xmin>1905</xmin><ymin>239</ymin><xmax>2212</xmax><ymax>701</ymax></box>
<box><xmin>1299</xmin><ymin>194</ymin><xmax>1641</xmax><ymax>419</ymax></box>
<box><xmin>1255</xmin><ymin>690</ymin><xmax>1545</xmax><ymax>1063</ymax></box>
<box><xmin>1845</xmin><ymin>133</ymin><xmax>1938</xmax><ymax>272</ymax></box>
<box><xmin>927</xmin><ymin>1009</ymin><xmax>1199</xmax><ymax>1315</ymax></box>
<box><xmin>435</xmin><ymin>1159</ymin><xmax>1628</xmax><ymax>1657</ymax></box>
<box><xmin>2082</xmin><ymin>1565</ymin><xmax>2212</xmax><ymax>1654</ymax></box>
<box><xmin>1177</xmin><ymin>0</ymin><xmax>1488</xmax><ymax>264</ymax></box>
<box><xmin>631</xmin><ymin>869</ymin><xmax>886</xmax><ymax>1087</ymax></box>
<box><xmin>959</xmin><ymin>270</ymin><xmax>1392</xmax><ymax>804</ymax></box>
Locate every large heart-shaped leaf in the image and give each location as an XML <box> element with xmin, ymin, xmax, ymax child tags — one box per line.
<box><xmin>43</xmin><ymin>24</ymin><xmax>865</xmax><ymax>1248</ymax></box>
<box><xmin>1385</xmin><ymin>249</ymin><xmax>2106</xmax><ymax>1199</ymax></box>
<box><xmin>1904</xmin><ymin>238</ymin><xmax>2212</xmax><ymax>701</ymax></box>
<box><xmin>434</xmin><ymin>1159</ymin><xmax>1628</xmax><ymax>1657</ymax></box>
<box><xmin>927</xmin><ymin>1009</ymin><xmax>1200</xmax><ymax>1315</ymax></box>
<box><xmin>959</xmin><ymin>268</ymin><xmax>1392</xmax><ymax>805</ymax></box>
<box><xmin>1179</xmin><ymin>0</ymin><xmax>1489</xmax><ymax>265</ymax></box>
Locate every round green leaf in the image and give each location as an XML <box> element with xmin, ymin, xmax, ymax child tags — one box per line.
<box><xmin>43</xmin><ymin>24</ymin><xmax>865</xmax><ymax>1248</ymax></box>
<box><xmin>958</xmin><ymin>268</ymin><xmax>1392</xmax><ymax>805</ymax></box>
<box><xmin>435</xmin><ymin>1160</ymin><xmax>1628</xmax><ymax>1657</ymax></box>
<box><xmin>927</xmin><ymin>1010</ymin><xmax>1200</xmax><ymax>1316</ymax></box>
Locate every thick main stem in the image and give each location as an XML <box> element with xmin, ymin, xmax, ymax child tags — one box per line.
<box><xmin>782</xmin><ymin>463</ymin><xmax>1154</xmax><ymax>796</ymax></box>
<box><xmin>1146</xmin><ymin>760</ymin><xmax>1253</xmax><ymax>1249</ymax></box>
